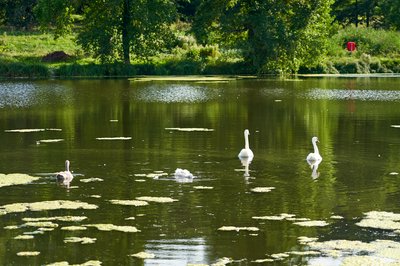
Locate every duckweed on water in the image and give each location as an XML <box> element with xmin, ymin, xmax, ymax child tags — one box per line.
<box><xmin>14</xmin><ymin>235</ymin><xmax>34</xmax><ymax>240</ymax></box>
<box><xmin>136</xmin><ymin>196</ymin><xmax>178</xmax><ymax>203</ymax></box>
<box><xmin>250</xmin><ymin>187</ymin><xmax>275</xmax><ymax>193</ymax></box>
<box><xmin>84</xmin><ymin>224</ymin><xmax>140</xmax><ymax>232</ymax></box>
<box><xmin>0</xmin><ymin>173</ymin><xmax>41</xmax><ymax>188</ymax></box>
<box><xmin>165</xmin><ymin>128</ymin><xmax>214</xmax><ymax>132</ymax></box>
<box><xmin>46</xmin><ymin>260</ymin><xmax>102</xmax><ymax>266</ymax></box>
<box><xmin>293</xmin><ymin>220</ymin><xmax>329</xmax><ymax>227</ymax></box>
<box><xmin>217</xmin><ymin>226</ymin><xmax>259</xmax><ymax>232</ymax></box>
<box><xmin>129</xmin><ymin>251</ymin><xmax>155</xmax><ymax>259</ymax></box>
<box><xmin>64</xmin><ymin>237</ymin><xmax>96</xmax><ymax>244</ymax></box>
<box><xmin>109</xmin><ymin>199</ymin><xmax>149</xmax><ymax>206</ymax></box>
<box><xmin>61</xmin><ymin>226</ymin><xmax>87</xmax><ymax>231</ymax></box>
<box><xmin>193</xmin><ymin>186</ymin><xmax>214</xmax><ymax>190</ymax></box>
<box><xmin>0</xmin><ymin>200</ymin><xmax>98</xmax><ymax>215</ymax></box>
<box><xmin>17</xmin><ymin>251</ymin><xmax>40</xmax><ymax>256</ymax></box>
<box><xmin>356</xmin><ymin>211</ymin><xmax>400</xmax><ymax>231</ymax></box>
<box><xmin>80</xmin><ymin>178</ymin><xmax>104</xmax><ymax>183</ymax></box>
<box><xmin>252</xmin><ymin>213</ymin><xmax>296</xmax><ymax>220</ymax></box>
<box><xmin>23</xmin><ymin>216</ymin><xmax>88</xmax><ymax>222</ymax></box>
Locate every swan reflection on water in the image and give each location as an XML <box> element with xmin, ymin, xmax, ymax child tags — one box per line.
<box><xmin>240</xmin><ymin>157</ymin><xmax>252</xmax><ymax>178</ymax></box>
<box><xmin>308</xmin><ymin>159</ymin><xmax>321</xmax><ymax>179</ymax></box>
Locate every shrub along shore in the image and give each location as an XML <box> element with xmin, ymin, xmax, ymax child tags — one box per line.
<box><xmin>1</xmin><ymin>26</ymin><xmax>400</xmax><ymax>78</ymax></box>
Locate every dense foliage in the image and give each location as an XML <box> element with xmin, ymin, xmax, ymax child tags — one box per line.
<box><xmin>1</xmin><ymin>0</ymin><xmax>400</xmax><ymax>75</ymax></box>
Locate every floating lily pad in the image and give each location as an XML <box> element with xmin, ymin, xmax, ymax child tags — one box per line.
<box><xmin>136</xmin><ymin>196</ymin><xmax>178</xmax><ymax>203</ymax></box>
<box><xmin>80</xmin><ymin>178</ymin><xmax>104</xmax><ymax>183</ymax></box>
<box><xmin>129</xmin><ymin>251</ymin><xmax>155</xmax><ymax>259</ymax></box>
<box><xmin>217</xmin><ymin>226</ymin><xmax>259</xmax><ymax>232</ymax></box>
<box><xmin>64</xmin><ymin>237</ymin><xmax>96</xmax><ymax>244</ymax></box>
<box><xmin>165</xmin><ymin>127</ymin><xmax>214</xmax><ymax>132</ymax></box>
<box><xmin>250</xmin><ymin>187</ymin><xmax>275</xmax><ymax>193</ymax></box>
<box><xmin>0</xmin><ymin>173</ymin><xmax>41</xmax><ymax>188</ymax></box>
<box><xmin>0</xmin><ymin>200</ymin><xmax>98</xmax><ymax>215</ymax></box>
<box><xmin>84</xmin><ymin>224</ymin><xmax>140</xmax><ymax>232</ymax></box>
<box><xmin>17</xmin><ymin>251</ymin><xmax>40</xmax><ymax>256</ymax></box>
<box><xmin>109</xmin><ymin>199</ymin><xmax>149</xmax><ymax>206</ymax></box>
<box><xmin>293</xmin><ymin>220</ymin><xmax>329</xmax><ymax>227</ymax></box>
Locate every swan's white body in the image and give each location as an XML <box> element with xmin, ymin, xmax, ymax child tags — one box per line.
<box><xmin>56</xmin><ymin>160</ymin><xmax>74</xmax><ymax>186</ymax></box>
<box><xmin>174</xmin><ymin>168</ymin><xmax>195</xmax><ymax>183</ymax></box>
<box><xmin>306</xmin><ymin>137</ymin><xmax>322</xmax><ymax>163</ymax></box>
<box><xmin>238</xmin><ymin>129</ymin><xmax>254</xmax><ymax>160</ymax></box>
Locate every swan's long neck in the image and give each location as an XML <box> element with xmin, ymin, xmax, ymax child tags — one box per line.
<box><xmin>313</xmin><ymin>141</ymin><xmax>320</xmax><ymax>155</ymax></box>
<box><xmin>65</xmin><ymin>161</ymin><xmax>70</xmax><ymax>172</ymax></box>
<box><xmin>244</xmin><ymin>132</ymin><xmax>250</xmax><ymax>150</ymax></box>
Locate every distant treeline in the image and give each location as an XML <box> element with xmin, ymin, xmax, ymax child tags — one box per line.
<box><xmin>0</xmin><ymin>0</ymin><xmax>400</xmax><ymax>75</ymax></box>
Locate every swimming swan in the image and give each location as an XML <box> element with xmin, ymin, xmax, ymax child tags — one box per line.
<box><xmin>238</xmin><ymin>129</ymin><xmax>254</xmax><ymax>159</ymax></box>
<box><xmin>306</xmin><ymin>137</ymin><xmax>322</xmax><ymax>163</ymax></box>
<box><xmin>56</xmin><ymin>160</ymin><xmax>74</xmax><ymax>186</ymax></box>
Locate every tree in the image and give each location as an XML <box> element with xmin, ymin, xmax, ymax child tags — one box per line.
<box><xmin>378</xmin><ymin>0</ymin><xmax>400</xmax><ymax>30</ymax></box>
<box><xmin>35</xmin><ymin>0</ymin><xmax>177</xmax><ymax>64</ymax></box>
<box><xmin>0</xmin><ymin>0</ymin><xmax>37</xmax><ymax>29</ymax></box>
<box><xmin>192</xmin><ymin>0</ymin><xmax>334</xmax><ymax>74</ymax></box>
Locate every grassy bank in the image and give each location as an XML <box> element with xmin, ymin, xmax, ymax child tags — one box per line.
<box><xmin>1</xmin><ymin>27</ymin><xmax>400</xmax><ymax>78</ymax></box>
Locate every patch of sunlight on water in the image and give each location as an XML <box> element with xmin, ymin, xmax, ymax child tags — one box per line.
<box><xmin>142</xmin><ymin>238</ymin><xmax>208</xmax><ymax>266</ymax></box>
<box><xmin>306</xmin><ymin>88</ymin><xmax>400</xmax><ymax>101</ymax></box>
<box><xmin>134</xmin><ymin>85</ymin><xmax>216</xmax><ymax>103</ymax></box>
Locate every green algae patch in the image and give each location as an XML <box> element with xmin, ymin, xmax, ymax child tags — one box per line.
<box><xmin>136</xmin><ymin>196</ymin><xmax>178</xmax><ymax>203</ymax></box>
<box><xmin>17</xmin><ymin>251</ymin><xmax>40</xmax><ymax>256</ymax></box>
<box><xmin>46</xmin><ymin>261</ymin><xmax>102</xmax><ymax>266</ymax></box>
<box><xmin>23</xmin><ymin>216</ymin><xmax>88</xmax><ymax>222</ymax></box>
<box><xmin>64</xmin><ymin>237</ymin><xmax>96</xmax><ymax>244</ymax></box>
<box><xmin>61</xmin><ymin>226</ymin><xmax>87</xmax><ymax>231</ymax></box>
<box><xmin>80</xmin><ymin>178</ymin><xmax>104</xmax><ymax>183</ymax></box>
<box><xmin>252</xmin><ymin>213</ymin><xmax>296</xmax><ymax>221</ymax></box>
<box><xmin>250</xmin><ymin>187</ymin><xmax>275</xmax><ymax>193</ymax></box>
<box><xmin>0</xmin><ymin>173</ymin><xmax>41</xmax><ymax>188</ymax></box>
<box><xmin>109</xmin><ymin>199</ymin><xmax>149</xmax><ymax>206</ymax></box>
<box><xmin>23</xmin><ymin>221</ymin><xmax>59</xmax><ymax>228</ymax></box>
<box><xmin>84</xmin><ymin>224</ymin><xmax>140</xmax><ymax>233</ymax></box>
<box><xmin>212</xmin><ymin>257</ymin><xmax>233</xmax><ymax>266</ymax></box>
<box><xmin>165</xmin><ymin>127</ymin><xmax>214</xmax><ymax>132</ymax></box>
<box><xmin>293</xmin><ymin>220</ymin><xmax>329</xmax><ymax>227</ymax></box>
<box><xmin>194</xmin><ymin>186</ymin><xmax>214</xmax><ymax>190</ymax></box>
<box><xmin>129</xmin><ymin>251</ymin><xmax>155</xmax><ymax>259</ymax></box>
<box><xmin>14</xmin><ymin>235</ymin><xmax>34</xmax><ymax>240</ymax></box>
<box><xmin>0</xmin><ymin>200</ymin><xmax>98</xmax><ymax>215</ymax></box>
<box><xmin>218</xmin><ymin>226</ymin><xmax>259</xmax><ymax>232</ymax></box>
<box><xmin>303</xmin><ymin>239</ymin><xmax>400</xmax><ymax>263</ymax></box>
<box><xmin>356</xmin><ymin>211</ymin><xmax>400</xmax><ymax>231</ymax></box>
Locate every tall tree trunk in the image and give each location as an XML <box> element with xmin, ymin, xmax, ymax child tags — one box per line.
<box><xmin>122</xmin><ymin>0</ymin><xmax>131</xmax><ymax>64</ymax></box>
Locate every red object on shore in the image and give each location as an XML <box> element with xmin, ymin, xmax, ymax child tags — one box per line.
<box><xmin>347</xmin><ymin>41</ymin><xmax>356</xmax><ymax>52</ymax></box>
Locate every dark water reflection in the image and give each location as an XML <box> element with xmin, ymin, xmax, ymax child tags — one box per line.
<box><xmin>0</xmin><ymin>77</ymin><xmax>400</xmax><ymax>265</ymax></box>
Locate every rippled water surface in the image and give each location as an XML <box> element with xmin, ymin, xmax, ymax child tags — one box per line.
<box><xmin>1</xmin><ymin>77</ymin><xmax>400</xmax><ymax>265</ymax></box>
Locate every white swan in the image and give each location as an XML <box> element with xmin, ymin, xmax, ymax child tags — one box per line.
<box><xmin>306</xmin><ymin>137</ymin><xmax>322</xmax><ymax>163</ymax></box>
<box><xmin>56</xmin><ymin>160</ymin><xmax>74</xmax><ymax>187</ymax></box>
<box><xmin>174</xmin><ymin>168</ymin><xmax>195</xmax><ymax>183</ymax></box>
<box><xmin>238</xmin><ymin>129</ymin><xmax>254</xmax><ymax>159</ymax></box>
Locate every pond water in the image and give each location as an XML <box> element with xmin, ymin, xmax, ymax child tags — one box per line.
<box><xmin>0</xmin><ymin>77</ymin><xmax>400</xmax><ymax>265</ymax></box>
